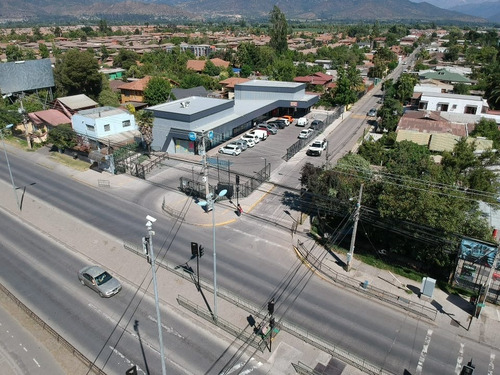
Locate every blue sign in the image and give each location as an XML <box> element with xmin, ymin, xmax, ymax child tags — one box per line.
<box><xmin>188</xmin><ymin>132</ymin><xmax>197</xmax><ymax>141</ymax></box>
<box><xmin>206</xmin><ymin>157</ymin><xmax>232</xmax><ymax>167</ymax></box>
<box><xmin>208</xmin><ymin>130</ymin><xmax>214</xmax><ymax>140</ymax></box>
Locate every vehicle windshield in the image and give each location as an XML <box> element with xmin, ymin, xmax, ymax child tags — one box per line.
<box><xmin>95</xmin><ymin>272</ymin><xmax>112</xmax><ymax>285</ymax></box>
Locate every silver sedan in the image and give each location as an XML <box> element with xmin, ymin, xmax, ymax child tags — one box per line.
<box><xmin>78</xmin><ymin>265</ymin><xmax>122</xmax><ymax>297</ymax></box>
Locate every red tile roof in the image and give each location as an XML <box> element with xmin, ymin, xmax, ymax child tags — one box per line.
<box><xmin>28</xmin><ymin>109</ymin><xmax>71</xmax><ymax>126</ymax></box>
<box><xmin>219</xmin><ymin>77</ymin><xmax>250</xmax><ymax>88</ymax></box>
<box><xmin>118</xmin><ymin>76</ymin><xmax>152</xmax><ymax>91</ymax></box>
<box><xmin>397</xmin><ymin>110</ymin><xmax>468</xmax><ymax>137</ymax></box>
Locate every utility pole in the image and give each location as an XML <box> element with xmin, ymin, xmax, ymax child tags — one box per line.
<box><xmin>477</xmin><ymin>246</ymin><xmax>500</xmax><ymax>318</ymax></box>
<box><xmin>200</xmin><ymin>130</ymin><xmax>210</xmax><ymax>202</ymax></box>
<box><xmin>346</xmin><ymin>184</ymin><xmax>363</xmax><ymax>272</ymax></box>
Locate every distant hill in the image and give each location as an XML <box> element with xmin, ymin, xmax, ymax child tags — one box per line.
<box><xmin>0</xmin><ymin>0</ymin><xmax>488</xmax><ymax>24</ymax></box>
<box><xmin>450</xmin><ymin>1</ymin><xmax>500</xmax><ymax>23</ymax></box>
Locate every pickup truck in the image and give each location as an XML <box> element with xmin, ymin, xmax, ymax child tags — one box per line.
<box><xmin>307</xmin><ymin>139</ymin><xmax>327</xmax><ymax>156</ymax></box>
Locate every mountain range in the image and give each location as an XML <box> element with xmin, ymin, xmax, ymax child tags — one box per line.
<box><xmin>410</xmin><ymin>0</ymin><xmax>500</xmax><ymax>22</ymax></box>
<box><xmin>0</xmin><ymin>0</ymin><xmax>489</xmax><ymax>24</ymax></box>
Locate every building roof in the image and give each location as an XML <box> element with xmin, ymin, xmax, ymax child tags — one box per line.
<box><xmin>210</xmin><ymin>58</ymin><xmax>230</xmax><ymax>68</ymax></box>
<box><xmin>428</xmin><ymin>133</ymin><xmax>461</xmax><ymax>152</ymax></box>
<box><xmin>0</xmin><ymin>58</ymin><xmax>54</xmax><ymax>94</ymax></box>
<box><xmin>397</xmin><ymin>110</ymin><xmax>468</xmax><ymax>137</ymax></box>
<box><xmin>77</xmin><ymin>106</ymin><xmax>129</xmax><ymax>119</ymax></box>
<box><xmin>171</xmin><ymin>86</ymin><xmax>208</xmax><ymax>100</ymax></box>
<box><xmin>293</xmin><ymin>72</ymin><xmax>333</xmax><ymax>85</ymax></box>
<box><xmin>219</xmin><ymin>77</ymin><xmax>251</xmax><ymax>89</ymax></box>
<box><xmin>118</xmin><ymin>76</ymin><xmax>152</xmax><ymax>91</ymax></box>
<box><xmin>420</xmin><ymin>69</ymin><xmax>472</xmax><ymax>84</ymax></box>
<box><xmin>28</xmin><ymin>109</ymin><xmax>71</xmax><ymax>126</ymax></box>
<box><xmin>56</xmin><ymin>94</ymin><xmax>98</xmax><ymax>110</ymax></box>
<box><xmin>186</xmin><ymin>60</ymin><xmax>207</xmax><ymax>72</ymax></box>
<box><xmin>396</xmin><ymin>130</ymin><xmax>431</xmax><ymax>146</ymax></box>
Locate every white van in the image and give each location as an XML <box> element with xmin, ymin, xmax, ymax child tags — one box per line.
<box><xmin>248</xmin><ymin>129</ymin><xmax>268</xmax><ymax>141</ymax></box>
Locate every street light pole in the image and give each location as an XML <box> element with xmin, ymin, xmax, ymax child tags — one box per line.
<box><xmin>0</xmin><ymin>124</ymin><xmax>20</xmax><ymax>210</ymax></box>
<box><xmin>145</xmin><ymin>215</ymin><xmax>167</xmax><ymax>375</ymax></box>
<box><xmin>198</xmin><ymin>189</ymin><xmax>227</xmax><ymax>321</ymax></box>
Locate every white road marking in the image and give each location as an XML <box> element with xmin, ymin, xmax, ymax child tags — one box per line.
<box><xmin>455</xmin><ymin>343</ymin><xmax>464</xmax><ymax>375</ymax></box>
<box><xmin>110</xmin><ymin>346</ymin><xmax>146</xmax><ymax>375</ymax></box>
<box><xmin>23</xmin><ymin>346</ymin><xmax>28</xmax><ymax>352</ymax></box>
<box><xmin>488</xmin><ymin>353</ymin><xmax>495</xmax><ymax>375</ymax></box>
<box><xmin>33</xmin><ymin>358</ymin><xmax>40</xmax><ymax>367</ymax></box>
<box><xmin>88</xmin><ymin>303</ymin><xmax>115</xmax><ymax>323</ymax></box>
<box><xmin>415</xmin><ymin>329</ymin><xmax>433</xmax><ymax>375</ymax></box>
<box><xmin>147</xmin><ymin>315</ymin><xmax>184</xmax><ymax>339</ymax></box>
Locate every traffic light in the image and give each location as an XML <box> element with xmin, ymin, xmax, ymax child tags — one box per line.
<box><xmin>236</xmin><ymin>175</ymin><xmax>240</xmax><ymax>185</ymax></box>
<box><xmin>142</xmin><ymin>236</ymin><xmax>151</xmax><ymax>264</ymax></box>
<box><xmin>268</xmin><ymin>299</ymin><xmax>275</xmax><ymax>315</ymax></box>
<box><xmin>191</xmin><ymin>242</ymin><xmax>198</xmax><ymax>257</ymax></box>
<box><xmin>199</xmin><ymin>245</ymin><xmax>204</xmax><ymax>257</ymax></box>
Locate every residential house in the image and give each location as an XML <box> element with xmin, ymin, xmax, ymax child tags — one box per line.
<box><xmin>53</xmin><ymin>94</ymin><xmax>98</xmax><ymax>118</ymax></box>
<box><xmin>186</xmin><ymin>58</ymin><xmax>230</xmax><ymax>73</ymax></box>
<box><xmin>26</xmin><ymin>109</ymin><xmax>72</xmax><ymax>145</ymax></box>
<box><xmin>99</xmin><ymin>67</ymin><xmax>126</xmax><ymax>81</ymax></box>
<box><xmin>411</xmin><ymin>91</ymin><xmax>488</xmax><ymax>115</ymax></box>
<box><xmin>118</xmin><ymin>76</ymin><xmax>152</xmax><ymax>105</ymax></box>
<box><xmin>219</xmin><ymin>77</ymin><xmax>250</xmax><ymax>99</ymax></box>
<box><xmin>293</xmin><ymin>72</ymin><xmax>334</xmax><ymax>93</ymax></box>
<box><xmin>419</xmin><ymin>69</ymin><xmax>473</xmax><ymax>85</ymax></box>
<box><xmin>395</xmin><ymin>110</ymin><xmax>493</xmax><ymax>155</ymax></box>
<box><xmin>72</xmin><ymin>106</ymin><xmax>140</xmax><ymax>149</ymax></box>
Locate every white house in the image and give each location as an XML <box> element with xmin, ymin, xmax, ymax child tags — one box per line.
<box><xmin>413</xmin><ymin>92</ymin><xmax>489</xmax><ymax>115</ymax></box>
<box><xmin>72</xmin><ymin>106</ymin><xmax>140</xmax><ymax>147</ymax></box>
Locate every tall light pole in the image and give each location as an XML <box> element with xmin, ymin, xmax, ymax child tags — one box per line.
<box><xmin>0</xmin><ymin>124</ymin><xmax>20</xmax><ymax>210</ymax></box>
<box><xmin>198</xmin><ymin>189</ymin><xmax>227</xmax><ymax>321</ymax></box>
<box><xmin>144</xmin><ymin>215</ymin><xmax>166</xmax><ymax>375</ymax></box>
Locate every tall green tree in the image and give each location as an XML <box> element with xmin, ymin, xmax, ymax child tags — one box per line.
<box><xmin>53</xmin><ymin>49</ymin><xmax>102</xmax><ymax>99</ymax></box>
<box><xmin>143</xmin><ymin>76</ymin><xmax>172</xmax><ymax>106</ymax></box>
<box><xmin>113</xmin><ymin>49</ymin><xmax>140</xmax><ymax>71</ymax></box>
<box><xmin>136</xmin><ymin>110</ymin><xmax>154</xmax><ymax>153</ymax></box>
<box><xmin>268</xmin><ymin>6</ymin><xmax>288</xmax><ymax>55</ymax></box>
<box><xmin>38</xmin><ymin>43</ymin><xmax>50</xmax><ymax>59</ymax></box>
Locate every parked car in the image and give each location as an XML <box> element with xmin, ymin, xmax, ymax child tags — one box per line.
<box><xmin>267</xmin><ymin>120</ymin><xmax>286</xmax><ymax>129</ymax></box>
<box><xmin>298</xmin><ymin>128</ymin><xmax>314</xmax><ymax>139</ymax></box>
<box><xmin>242</xmin><ymin>133</ymin><xmax>259</xmax><ymax>144</ymax></box>
<box><xmin>277</xmin><ymin>117</ymin><xmax>290</xmax><ymax>126</ymax></box>
<box><xmin>282</xmin><ymin>115</ymin><xmax>294</xmax><ymax>124</ymax></box>
<box><xmin>78</xmin><ymin>265</ymin><xmax>122</xmax><ymax>298</ymax></box>
<box><xmin>367</xmin><ymin>108</ymin><xmax>377</xmax><ymax>117</ymax></box>
<box><xmin>307</xmin><ymin>139</ymin><xmax>328</xmax><ymax>156</ymax></box>
<box><xmin>257</xmin><ymin>123</ymin><xmax>277</xmax><ymax>135</ymax></box>
<box><xmin>234</xmin><ymin>139</ymin><xmax>250</xmax><ymax>150</ymax></box>
<box><xmin>248</xmin><ymin>129</ymin><xmax>268</xmax><ymax>141</ymax></box>
<box><xmin>229</xmin><ymin>141</ymin><xmax>246</xmax><ymax>151</ymax></box>
<box><xmin>219</xmin><ymin>144</ymin><xmax>241</xmax><ymax>156</ymax></box>
<box><xmin>309</xmin><ymin>119</ymin><xmax>324</xmax><ymax>130</ymax></box>
<box><xmin>297</xmin><ymin>117</ymin><xmax>308</xmax><ymax>127</ymax></box>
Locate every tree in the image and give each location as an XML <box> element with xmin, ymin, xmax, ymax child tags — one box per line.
<box><xmin>136</xmin><ymin>110</ymin><xmax>154</xmax><ymax>153</ymax></box>
<box><xmin>5</xmin><ymin>45</ymin><xmax>24</xmax><ymax>62</ymax></box>
<box><xmin>143</xmin><ymin>76</ymin><xmax>172</xmax><ymax>106</ymax></box>
<box><xmin>113</xmin><ymin>49</ymin><xmax>140</xmax><ymax>71</ymax></box>
<box><xmin>377</xmin><ymin>97</ymin><xmax>403</xmax><ymax>132</ymax></box>
<box><xmin>48</xmin><ymin>124</ymin><xmax>76</xmax><ymax>152</ymax></box>
<box><xmin>266</xmin><ymin>58</ymin><xmax>295</xmax><ymax>81</ymax></box>
<box><xmin>333</xmin><ymin>66</ymin><xmax>360</xmax><ymax>107</ymax></box>
<box><xmin>53</xmin><ymin>49</ymin><xmax>102</xmax><ymax>99</ymax></box>
<box><xmin>268</xmin><ymin>6</ymin><xmax>288</xmax><ymax>55</ymax></box>
<box><xmin>203</xmin><ymin>60</ymin><xmax>221</xmax><ymax>76</ymax></box>
<box><xmin>39</xmin><ymin>43</ymin><xmax>50</xmax><ymax>59</ymax></box>
<box><xmin>453</xmin><ymin>83</ymin><xmax>470</xmax><ymax>95</ymax></box>
<box><xmin>395</xmin><ymin>73</ymin><xmax>418</xmax><ymax>103</ymax></box>
<box><xmin>470</xmin><ymin>118</ymin><xmax>500</xmax><ymax>149</ymax></box>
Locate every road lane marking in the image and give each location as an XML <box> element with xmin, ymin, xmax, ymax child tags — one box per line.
<box><xmin>415</xmin><ymin>328</ymin><xmax>433</xmax><ymax>375</ymax></box>
<box><xmin>224</xmin><ymin>358</ymin><xmax>262</xmax><ymax>374</ymax></box>
<box><xmin>33</xmin><ymin>358</ymin><xmax>40</xmax><ymax>367</ymax></box>
<box><xmin>147</xmin><ymin>315</ymin><xmax>184</xmax><ymax>339</ymax></box>
<box><xmin>488</xmin><ymin>353</ymin><xmax>495</xmax><ymax>375</ymax></box>
<box><xmin>110</xmin><ymin>346</ymin><xmax>146</xmax><ymax>375</ymax></box>
<box><xmin>455</xmin><ymin>343</ymin><xmax>464</xmax><ymax>375</ymax></box>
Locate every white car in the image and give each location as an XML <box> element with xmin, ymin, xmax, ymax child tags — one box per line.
<box><xmin>298</xmin><ymin>129</ymin><xmax>314</xmax><ymax>139</ymax></box>
<box><xmin>241</xmin><ymin>134</ymin><xmax>259</xmax><ymax>144</ymax></box>
<box><xmin>219</xmin><ymin>144</ymin><xmax>241</xmax><ymax>156</ymax></box>
<box><xmin>307</xmin><ymin>139</ymin><xmax>328</xmax><ymax>156</ymax></box>
<box><xmin>247</xmin><ymin>129</ymin><xmax>268</xmax><ymax>140</ymax></box>
<box><xmin>297</xmin><ymin>117</ymin><xmax>308</xmax><ymax>127</ymax></box>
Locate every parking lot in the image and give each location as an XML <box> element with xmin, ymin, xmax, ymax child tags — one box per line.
<box><xmin>211</xmin><ymin>111</ymin><xmax>330</xmax><ymax>178</ymax></box>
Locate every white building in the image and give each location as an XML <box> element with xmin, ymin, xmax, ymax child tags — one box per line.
<box><xmin>72</xmin><ymin>106</ymin><xmax>140</xmax><ymax>147</ymax></box>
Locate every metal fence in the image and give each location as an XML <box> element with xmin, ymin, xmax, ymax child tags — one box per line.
<box><xmin>296</xmin><ymin>241</ymin><xmax>438</xmax><ymax>321</ymax></box>
<box><xmin>178</xmin><ymin>161</ymin><xmax>271</xmax><ymax>200</ymax></box>
<box><xmin>283</xmin><ymin>107</ymin><xmax>343</xmax><ymax>161</ymax></box>
<box><xmin>0</xmin><ymin>282</ymin><xmax>106</xmax><ymax>375</ymax></box>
